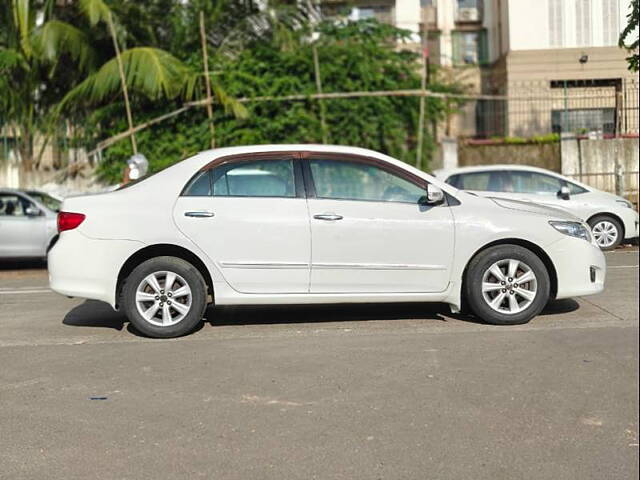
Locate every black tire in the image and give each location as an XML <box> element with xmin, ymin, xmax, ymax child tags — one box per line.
<box><xmin>587</xmin><ymin>215</ymin><xmax>623</xmax><ymax>251</ymax></box>
<box><xmin>465</xmin><ymin>245</ymin><xmax>550</xmax><ymax>326</ymax></box>
<box><xmin>121</xmin><ymin>256</ymin><xmax>208</xmax><ymax>338</ymax></box>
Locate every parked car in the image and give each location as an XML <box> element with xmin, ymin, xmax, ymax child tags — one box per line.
<box><xmin>434</xmin><ymin>165</ymin><xmax>639</xmax><ymax>250</ymax></box>
<box><xmin>0</xmin><ymin>189</ymin><xmax>60</xmax><ymax>260</ymax></box>
<box><xmin>49</xmin><ymin>145</ymin><xmax>606</xmax><ymax>338</ymax></box>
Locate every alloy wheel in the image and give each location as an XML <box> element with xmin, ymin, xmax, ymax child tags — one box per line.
<box><xmin>481</xmin><ymin>259</ymin><xmax>538</xmax><ymax>315</ymax></box>
<box><xmin>591</xmin><ymin>220</ymin><xmax>619</xmax><ymax>248</ymax></box>
<box><xmin>135</xmin><ymin>271</ymin><xmax>192</xmax><ymax>326</ymax></box>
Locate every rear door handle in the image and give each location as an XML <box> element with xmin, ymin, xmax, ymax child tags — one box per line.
<box><xmin>313</xmin><ymin>214</ymin><xmax>343</xmax><ymax>221</ymax></box>
<box><xmin>184</xmin><ymin>211</ymin><xmax>215</xmax><ymax>218</ymax></box>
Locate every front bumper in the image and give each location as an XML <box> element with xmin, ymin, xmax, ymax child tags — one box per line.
<box><xmin>48</xmin><ymin>230</ymin><xmax>143</xmax><ymax>307</ymax></box>
<box><xmin>620</xmin><ymin>207</ymin><xmax>639</xmax><ymax>240</ymax></box>
<box><xmin>546</xmin><ymin>236</ymin><xmax>606</xmax><ymax>299</ymax></box>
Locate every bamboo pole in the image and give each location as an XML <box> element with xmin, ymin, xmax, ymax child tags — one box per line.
<box><xmin>312</xmin><ymin>44</ymin><xmax>328</xmax><ymax>144</ymax></box>
<box><xmin>416</xmin><ymin>14</ymin><xmax>428</xmax><ymax>170</ymax></box>
<box><xmin>107</xmin><ymin>11</ymin><xmax>137</xmax><ymax>154</ymax></box>
<box><xmin>199</xmin><ymin>11</ymin><xmax>215</xmax><ymax>149</ymax></box>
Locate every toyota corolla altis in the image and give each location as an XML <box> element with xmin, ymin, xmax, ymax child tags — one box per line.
<box><xmin>48</xmin><ymin>145</ymin><xmax>606</xmax><ymax>337</ymax></box>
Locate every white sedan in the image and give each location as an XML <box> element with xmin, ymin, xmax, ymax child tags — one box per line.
<box><xmin>49</xmin><ymin>145</ymin><xmax>605</xmax><ymax>338</ymax></box>
<box><xmin>434</xmin><ymin>165</ymin><xmax>639</xmax><ymax>250</ymax></box>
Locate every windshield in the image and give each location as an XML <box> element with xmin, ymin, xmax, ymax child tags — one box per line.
<box><xmin>26</xmin><ymin>191</ymin><xmax>62</xmax><ymax>212</ymax></box>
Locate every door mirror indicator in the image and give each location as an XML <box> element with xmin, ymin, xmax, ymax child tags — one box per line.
<box><xmin>419</xmin><ymin>184</ymin><xmax>445</xmax><ymax>206</ymax></box>
<box><xmin>558</xmin><ymin>185</ymin><xmax>570</xmax><ymax>200</ymax></box>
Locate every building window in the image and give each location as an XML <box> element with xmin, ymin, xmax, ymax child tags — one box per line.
<box><xmin>456</xmin><ymin>0</ymin><xmax>482</xmax><ymax>22</ymax></box>
<box><xmin>349</xmin><ymin>5</ymin><xmax>393</xmax><ymax>24</ymax></box>
<box><xmin>575</xmin><ymin>0</ymin><xmax>592</xmax><ymax>46</ymax></box>
<box><xmin>602</xmin><ymin>0</ymin><xmax>620</xmax><ymax>46</ymax></box>
<box><xmin>549</xmin><ymin>0</ymin><xmax>563</xmax><ymax>47</ymax></box>
<box><xmin>551</xmin><ymin>108</ymin><xmax>616</xmax><ymax>135</ymax></box>
<box><xmin>452</xmin><ymin>30</ymin><xmax>487</xmax><ymax>65</ymax></box>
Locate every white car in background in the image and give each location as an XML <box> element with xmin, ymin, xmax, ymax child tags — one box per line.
<box><xmin>49</xmin><ymin>145</ymin><xmax>606</xmax><ymax>338</ymax></box>
<box><xmin>435</xmin><ymin>165</ymin><xmax>639</xmax><ymax>250</ymax></box>
<box><xmin>0</xmin><ymin>189</ymin><xmax>60</xmax><ymax>260</ymax></box>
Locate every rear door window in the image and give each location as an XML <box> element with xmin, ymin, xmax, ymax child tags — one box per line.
<box><xmin>451</xmin><ymin>171</ymin><xmax>507</xmax><ymax>192</ymax></box>
<box><xmin>212</xmin><ymin>159</ymin><xmax>296</xmax><ymax>198</ymax></box>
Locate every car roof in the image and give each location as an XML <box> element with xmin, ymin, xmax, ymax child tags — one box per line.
<box><xmin>0</xmin><ymin>188</ymin><xmax>54</xmax><ymax>211</ymax></box>
<box><xmin>189</xmin><ymin>144</ymin><xmax>456</xmax><ymax>192</ymax></box>
<box><xmin>434</xmin><ymin>164</ymin><xmax>564</xmax><ymax>179</ymax></box>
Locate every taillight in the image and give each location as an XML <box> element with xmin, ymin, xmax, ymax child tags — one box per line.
<box><xmin>57</xmin><ymin>212</ymin><xmax>86</xmax><ymax>233</ymax></box>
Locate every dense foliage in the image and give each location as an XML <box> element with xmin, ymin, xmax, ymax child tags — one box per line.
<box><xmin>96</xmin><ymin>18</ymin><xmax>464</xmax><ymax>182</ymax></box>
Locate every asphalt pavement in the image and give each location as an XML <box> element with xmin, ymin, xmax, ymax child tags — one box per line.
<box><xmin>0</xmin><ymin>248</ymin><xmax>638</xmax><ymax>479</ymax></box>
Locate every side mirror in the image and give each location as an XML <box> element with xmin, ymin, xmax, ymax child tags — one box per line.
<box><xmin>557</xmin><ymin>185</ymin><xmax>570</xmax><ymax>201</ymax></box>
<box><xmin>419</xmin><ymin>184</ymin><xmax>445</xmax><ymax>206</ymax></box>
<box><xmin>25</xmin><ymin>205</ymin><xmax>42</xmax><ymax>217</ymax></box>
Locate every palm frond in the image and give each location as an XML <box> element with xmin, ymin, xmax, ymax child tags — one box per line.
<box><xmin>212</xmin><ymin>83</ymin><xmax>249</xmax><ymax>119</ymax></box>
<box><xmin>31</xmin><ymin>20</ymin><xmax>97</xmax><ymax>71</ymax></box>
<box><xmin>15</xmin><ymin>0</ymin><xmax>34</xmax><ymax>57</ymax></box>
<box><xmin>78</xmin><ymin>0</ymin><xmax>112</xmax><ymax>26</ymax></box>
<box><xmin>59</xmin><ymin>47</ymin><xmax>193</xmax><ymax>109</ymax></box>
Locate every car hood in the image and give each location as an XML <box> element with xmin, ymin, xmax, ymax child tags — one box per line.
<box><xmin>489</xmin><ymin>197</ymin><xmax>580</xmax><ymax>221</ymax></box>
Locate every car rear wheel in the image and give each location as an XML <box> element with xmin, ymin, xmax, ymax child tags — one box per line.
<box><xmin>122</xmin><ymin>256</ymin><xmax>208</xmax><ymax>338</ymax></box>
<box><xmin>588</xmin><ymin>215</ymin><xmax>623</xmax><ymax>251</ymax></box>
<box><xmin>465</xmin><ymin>245</ymin><xmax>550</xmax><ymax>325</ymax></box>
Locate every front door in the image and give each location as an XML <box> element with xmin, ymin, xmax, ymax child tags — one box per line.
<box><xmin>173</xmin><ymin>154</ymin><xmax>311</xmax><ymax>294</ymax></box>
<box><xmin>305</xmin><ymin>156</ymin><xmax>455</xmax><ymax>294</ymax></box>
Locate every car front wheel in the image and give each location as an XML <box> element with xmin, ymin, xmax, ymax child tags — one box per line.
<box><xmin>588</xmin><ymin>215</ymin><xmax>623</xmax><ymax>251</ymax></box>
<box><xmin>122</xmin><ymin>256</ymin><xmax>208</xmax><ymax>338</ymax></box>
<box><xmin>465</xmin><ymin>245</ymin><xmax>550</xmax><ymax>325</ymax></box>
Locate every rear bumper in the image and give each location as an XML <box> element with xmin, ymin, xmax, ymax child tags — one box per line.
<box><xmin>546</xmin><ymin>236</ymin><xmax>606</xmax><ymax>299</ymax></box>
<box><xmin>48</xmin><ymin>230</ymin><xmax>143</xmax><ymax>307</ymax></box>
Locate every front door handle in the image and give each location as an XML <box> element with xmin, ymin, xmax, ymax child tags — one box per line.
<box><xmin>184</xmin><ymin>211</ymin><xmax>215</xmax><ymax>218</ymax></box>
<box><xmin>313</xmin><ymin>214</ymin><xmax>343</xmax><ymax>221</ymax></box>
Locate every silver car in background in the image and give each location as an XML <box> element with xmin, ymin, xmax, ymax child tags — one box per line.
<box><xmin>435</xmin><ymin>165</ymin><xmax>639</xmax><ymax>250</ymax></box>
<box><xmin>0</xmin><ymin>189</ymin><xmax>60</xmax><ymax>260</ymax></box>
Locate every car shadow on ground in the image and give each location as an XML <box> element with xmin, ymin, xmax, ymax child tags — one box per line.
<box><xmin>62</xmin><ymin>298</ymin><xmax>580</xmax><ymax>337</ymax></box>
<box><xmin>0</xmin><ymin>258</ymin><xmax>47</xmax><ymax>270</ymax></box>
<box><xmin>207</xmin><ymin>302</ymin><xmax>453</xmax><ymax>327</ymax></box>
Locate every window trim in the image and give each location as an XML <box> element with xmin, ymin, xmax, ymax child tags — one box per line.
<box><xmin>301</xmin><ymin>152</ymin><xmax>429</xmax><ymax>205</ymax></box>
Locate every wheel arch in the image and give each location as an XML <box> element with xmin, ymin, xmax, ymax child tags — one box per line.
<box><xmin>586</xmin><ymin>212</ymin><xmax>625</xmax><ymax>239</ymax></box>
<box><xmin>461</xmin><ymin>238</ymin><xmax>558</xmax><ymax>303</ymax></box>
<box><xmin>115</xmin><ymin>244</ymin><xmax>214</xmax><ymax>309</ymax></box>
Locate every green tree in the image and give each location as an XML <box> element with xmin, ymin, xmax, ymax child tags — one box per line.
<box><xmin>0</xmin><ymin>0</ymin><xmax>245</xmax><ymax>169</ymax></box>
<box><xmin>0</xmin><ymin>0</ymin><xmax>95</xmax><ymax>169</ymax></box>
<box><xmin>619</xmin><ymin>0</ymin><xmax>639</xmax><ymax>72</ymax></box>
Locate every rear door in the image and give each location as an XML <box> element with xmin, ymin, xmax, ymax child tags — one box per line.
<box><xmin>173</xmin><ymin>154</ymin><xmax>311</xmax><ymax>294</ymax></box>
<box><xmin>305</xmin><ymin>154</ymin><xmax>455</xmax><ymax>294</ymax></box>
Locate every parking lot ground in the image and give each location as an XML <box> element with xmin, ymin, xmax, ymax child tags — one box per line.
<box><xmin>0</xmin><ymin>248</ymin><xmax>638</xmax><ymax>479</ymax></box>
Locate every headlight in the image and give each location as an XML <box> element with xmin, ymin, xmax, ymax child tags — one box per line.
<box><xmin>616</xmin><ymin>199</ymin><xmax>633</xmax><ymax>209</ymax></box>
<box><xmin>549</xmin><ymin>221</ymin><xmax>592</xmax><ymax>242</ymax></box>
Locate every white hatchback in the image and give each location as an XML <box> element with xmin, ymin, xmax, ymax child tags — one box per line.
<box><xmin>49</xmin><ymin>145</ymin><xmax>606</xmax><ymax>338</ymax></box>
<box><xmin>435</xmin><ymin>165</ymin><xmax>639</xmax><ymax>250</ymax></box>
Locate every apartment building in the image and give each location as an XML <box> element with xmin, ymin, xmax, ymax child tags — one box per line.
<box><xmin>320</xmin><ymin>0</ymin><xmax>638</xmax><ymax>138</ymax></box>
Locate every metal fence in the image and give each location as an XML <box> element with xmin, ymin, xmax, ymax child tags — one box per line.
<box><xmin>463</xmin><ymin>78</ymin><xmax>639</xmax><ymax>139</ymax></box>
